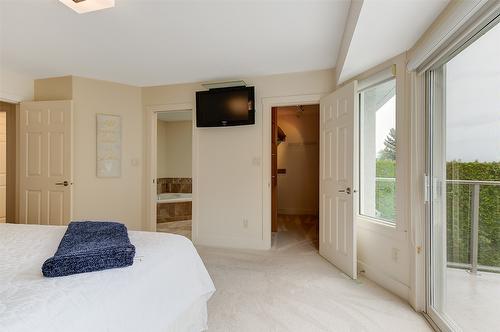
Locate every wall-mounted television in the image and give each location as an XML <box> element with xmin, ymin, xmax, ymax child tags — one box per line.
<box><xmin>196</xmin><ymin>86</ymin><xmax>255</xmax><ymax>127</ymax></box>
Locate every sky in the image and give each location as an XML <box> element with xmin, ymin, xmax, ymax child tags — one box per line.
<box><xmin>445</xmin><ymin>23</ymin><xmax>500</xmax><ymax>162</ymax></box>
<box><xmin>375</xmin><ymin>96</ymin><xmax>396</xmax><ymax>153</ymax></box>
<box><xmin>372</xmin><ymin>23</ymin><xmax>499</xmax><ymax>162</ymax></box>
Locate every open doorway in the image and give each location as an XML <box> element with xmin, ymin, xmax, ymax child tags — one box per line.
<box><xmin>0</xmin><ymin>101</ymin><xmax>16</xmax><ymax>224</ymax></box>
<box><xmin>155</xmin><ymin>111</ymin><xmax>193</xmax><ymax>239</ymax></box>
<box><xmin>271</xmin><ymin>104</ymin><xmax>320</xmax><ymax>250</ymax></box>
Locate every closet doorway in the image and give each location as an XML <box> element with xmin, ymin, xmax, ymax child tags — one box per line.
<box><xmin>271</xmin><ymin>104</ymin><xmax>320</xmax><ymax>250</ymax></box>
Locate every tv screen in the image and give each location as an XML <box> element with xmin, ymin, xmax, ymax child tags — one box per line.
<box><xmin>196</xmin><ymin>86</ymin><xmax>255</xmax><ymax>127</ymax></box>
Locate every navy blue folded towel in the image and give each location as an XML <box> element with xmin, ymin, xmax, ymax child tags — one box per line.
<box><xmin>42</xmin><ymin>221</ymin><xmax>136</xmax><ymax>278</ymax></box>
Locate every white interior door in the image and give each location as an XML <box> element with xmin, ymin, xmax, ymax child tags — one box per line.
<box><xmin>319</xmin><ymin>81</ymin><xmax>358</xmax><ymax>279</ymax></box>
<box><xmin>0</xmin><ymin>112</ymin><xmax>6</xmax><ymax>223</ymax></box>
<box><xmin>20</xmin><ymin>101</ymin><xmax>73</xmax><ymax>225</ymax></box>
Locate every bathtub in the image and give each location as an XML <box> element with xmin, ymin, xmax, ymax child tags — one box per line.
<box><xmin>157</xmin><ymin>193</ymin><xmax>192</xmax><ymax>203</ymax></box>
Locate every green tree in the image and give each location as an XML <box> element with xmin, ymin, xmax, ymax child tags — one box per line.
<box><xmin>378</xmin><ymin>128</ymin><xmax>396</xmax><ymax>160</ymax></box>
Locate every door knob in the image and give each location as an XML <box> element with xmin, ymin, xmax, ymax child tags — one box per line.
<box><xmin>55</xmin><ymin>181</ymin><xmax>70</xmax><ymax>187</ymax></box>
<box><xmin>338</xmin><ymin>187</ymin><xmax>351</xmax><ymax>194</ymax></box>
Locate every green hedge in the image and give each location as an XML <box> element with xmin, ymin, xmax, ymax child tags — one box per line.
<box><xmin>446</xmin><ymin>162</ymin><xmax>500</xmax><ymax>268</ymax></box>
<box><xmin>375</xmin><ymin>160</ymin><xmax>499</xmax><ymax>268</ymax></box>
<box><xmin>375</xmin><ymin>160</ymin><xmax>396</xmax><ymax>221</ymax></box>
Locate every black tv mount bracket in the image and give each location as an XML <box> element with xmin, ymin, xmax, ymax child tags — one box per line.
<box><xmin>201</xmin><ymin>80</ymin><xmax>247</xmax><ymax>90</ymax></box>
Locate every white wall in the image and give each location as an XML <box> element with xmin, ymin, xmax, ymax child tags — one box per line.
<box><xmin>277</xmin><ymin>106</ymin><xmax>319</xmax><ymax>215</ymax></box>
<box><xmin>143</xmin><ymin>69</ymin><xmax>335</xmax><ymax>249</ymax></box>
<box><xmin>157</xmin><ymin>120</ymin><xmax>192</xmax><ymax>178</ymax></box>
<box><xmin>35</xmin><ymin>76</ymin><xmax>144</xmax><ymax>231</ymax></box>
<box><xmin>0</xmin><ymin>67</ymin><xmax>34</xmax><ymax>102</ymax></box>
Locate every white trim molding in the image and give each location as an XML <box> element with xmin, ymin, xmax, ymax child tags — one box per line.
<box><xmin>408</xmin><ymin>0</ymin><xmax>499</xmax><ymax>72</ymax></box>
<box><xmin>358</xmin><ymin>259</ymin><xmax>411</xmax><ymax>301</ymax></box>
<box><xmin>0</xmin><ymin>93</ymin><xmax>23</xmax><ymax>104</ymax></box>
<box><xmin>407</xmin><ymin>71</ymin><xmax>427</xmax><ymax>312</ymax></box>
<box><xmin>357</xmin><ymin>64</ymin><xmax>396</xmax><ymax>92</ymax></box>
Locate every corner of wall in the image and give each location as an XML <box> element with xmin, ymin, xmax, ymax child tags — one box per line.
<box><xmin>34</xmin><ymin>76</ymin><xmax>73</xmax><ymax>101</ymax></box>
<box><xmin>358</xmin><ymin>259</ymin><xmax>410</xmax><ymax>301</ymax></box>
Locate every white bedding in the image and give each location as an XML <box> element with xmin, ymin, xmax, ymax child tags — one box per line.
<box><xmin>0</xmin><ymin>223</ymin><xmax>215</xmax><ymax>332</ymax></box>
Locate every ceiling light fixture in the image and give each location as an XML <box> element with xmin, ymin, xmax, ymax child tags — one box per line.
<box><xmin>59</xmin><ymin>0</ymin><xmax>115</xmax><ymax>14</ymax></box>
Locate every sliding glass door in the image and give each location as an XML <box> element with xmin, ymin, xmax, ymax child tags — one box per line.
<box><xmin>427</xmin><ymin>19</ymin><xmax>500</xmax><ymax>331</ymax></box>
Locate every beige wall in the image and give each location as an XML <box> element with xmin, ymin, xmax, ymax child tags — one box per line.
<box><xmin>34</xmin><ymin>76</ymin><xmax>73</xmax><ymax>101</ymax></box>
<box><xmin>35</xmin><ymin>76</ymin><xmax>144</xmax><ymax>230</ymax></box>
<box><xmin>31</xmin><ymin>69</ymin><xmax>335</xmax><ymax>242</ymax></box>
<box><xmin>276</xmin><ymin>105</ymin><xmax>319</xmax><ymax>215</ymax></box>
<box><xmin>143</xmin><ymin>69</ymin><xmax>335</xmax><ymax>249</ymax></box>
<box><xmin>157</xmin><ymin>120</ymin><xmax>192</xmax><ymax>178</ymax></box>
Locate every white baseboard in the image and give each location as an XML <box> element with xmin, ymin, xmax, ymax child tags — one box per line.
<box><xmin>358</xmin><ymin>260</ymin><xmax>410</xmax><ymax>301</ymax></box>
<box><xmin>194</xmin><ymin>233</ymin><xmax>270</xmax><ymax>250</ymax></box>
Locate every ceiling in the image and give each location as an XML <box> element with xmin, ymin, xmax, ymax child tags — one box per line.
<box><xmin>338</xmin><ymin>0</ymin><xmax>449</xmax><ymax>83</ymax></box>
<box><xmin>0</xmin><ymin>0</ymin><xmax>350</xmax><ymax>87</ymax></box>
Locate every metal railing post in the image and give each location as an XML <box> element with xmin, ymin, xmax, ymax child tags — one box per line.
<box><xmin>470</xmin><ymin>183</ymin><xmax>480</xmax><ymax>274</ymax></box>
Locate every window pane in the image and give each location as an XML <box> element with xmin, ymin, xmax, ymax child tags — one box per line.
<box><xmin>359</xmin><ymin>79</ymin><xmax>396</xmax><ymax>223</ymax></box>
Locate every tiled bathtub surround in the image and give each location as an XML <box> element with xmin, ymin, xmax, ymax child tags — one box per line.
<box><xmin>157</xmin><ymin>201</ymin><xmax>192</xmax><ymax>223</ymax></box>
<box><xmin>157</xmin><ymin>178</ymin><xmax>192</xmax><ymax>223</ymax></box>
<box><xmin>157</xmin><ymin>177</ymin><xmax>192</xmax><ymax>194</ymax></box>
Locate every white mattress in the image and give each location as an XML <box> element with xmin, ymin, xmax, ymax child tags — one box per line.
<box><xmin>0</xmin><ymin>223</ymin><xmax>215</xmax><ymax>332</ymax></box>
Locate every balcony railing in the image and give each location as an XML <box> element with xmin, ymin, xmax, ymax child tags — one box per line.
<box><xmin>446</xmin><ymin>179</ymin><xmax>500</xmax><ymax>274</ymax></box>
<box><xmin>373</xmin><ymin>177</ymin><xmax>499</xmax><ymax>273</ymax></box>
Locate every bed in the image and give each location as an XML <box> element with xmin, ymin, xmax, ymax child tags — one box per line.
<box><xmin>0</xmin><ymin>223</ymin><xmax>215</xmax><ymax>332</ymax></box>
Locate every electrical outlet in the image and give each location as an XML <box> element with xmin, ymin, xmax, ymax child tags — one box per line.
<box><xmin>243</xmin><ymin>219</ymin><xmax>249</xmax><ymax>229</ymax></box>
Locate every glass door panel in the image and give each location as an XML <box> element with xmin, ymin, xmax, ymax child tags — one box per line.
<box><xmin>427</xmin><ymin>21</ymin><xmax>500</xmax><ymax>332</ymax></box>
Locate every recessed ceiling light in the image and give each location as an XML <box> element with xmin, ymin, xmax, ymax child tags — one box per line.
<box><xmin>59</xmin><ymin>0</ymin><xmax>115</xmax><ymax>14</ymax></box>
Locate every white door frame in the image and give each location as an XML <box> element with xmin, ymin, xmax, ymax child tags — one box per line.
<box><xmin>145</xmin><ymin>103</ymin><xmax>197</xmax><ymax>239</ymax></box>
<box><xmin>262</xmin><ymin>94</ymin><xmax>323</xmax><ymax>248</ymax></box>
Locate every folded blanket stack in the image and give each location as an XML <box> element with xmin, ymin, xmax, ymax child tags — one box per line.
<box><xmin>42</xmin><ymin>221</ymin><xmax>136</xmax><ymax>278</ymax></box>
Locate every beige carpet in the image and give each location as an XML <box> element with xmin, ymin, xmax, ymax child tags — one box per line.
<box><xmin>197</xmin><ymin>215</ymin><xmax>431</xmax><ymax>332</ymax></box>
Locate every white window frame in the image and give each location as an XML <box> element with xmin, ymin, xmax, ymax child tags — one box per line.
<box><xmin>423</xmin><ymin>13</ymin><xmax>500</xmax><ymax>332</ymax></box>
<box><xmin>355</xmin><ymin>63</ymin><xmax>409</xmax><ymax>234</ymax></box>
<box><xmin>358</xmin><ymin>74</ymin><xmax>397</xmax><ymax>226</ymax></box>
<box><xmin>407</xmin><ymin>0</ymin><xmax>500</xmax><ymax>316</ymax></box>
